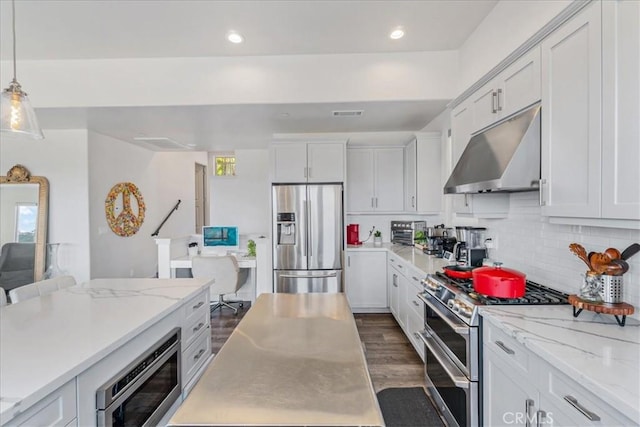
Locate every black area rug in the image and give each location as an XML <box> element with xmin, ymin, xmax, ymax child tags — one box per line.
<box><xmin>376</xmin><ymin>387</ymin><xmax>445</xmax><ymax>427</ymax></box>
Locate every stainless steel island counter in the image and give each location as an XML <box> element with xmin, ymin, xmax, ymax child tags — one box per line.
<box><xmin>169</xmin><ymin>293</ymin><xmax>384</xmax><ymax>426</ymax></box>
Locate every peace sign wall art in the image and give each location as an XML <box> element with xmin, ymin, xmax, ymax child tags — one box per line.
<box><xmin>105</xmin><ymin>182</ymin><xmax>146</xmax><ymax>237</ymax></box>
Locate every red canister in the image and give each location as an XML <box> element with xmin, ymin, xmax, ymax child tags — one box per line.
<box><xmin>472</xmin><ymin>263</ymin><xmax>526</xmax><ymax>298</ymax></box>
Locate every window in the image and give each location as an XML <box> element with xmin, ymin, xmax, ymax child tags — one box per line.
<box><xmin>15</xmin><ymin>203</ymin><xmax>37</xmax><ymax>243</ymax></box>
<box><xmin>214</xmin><ymin>155</ymin><xmax>236</xmax><ymax>177</ymax></box>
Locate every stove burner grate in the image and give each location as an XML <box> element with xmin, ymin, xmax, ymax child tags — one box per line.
<box><xmin>434</xmin><ymin>272</ymin><xmax>569</xmax><ymax>305</ymax></box>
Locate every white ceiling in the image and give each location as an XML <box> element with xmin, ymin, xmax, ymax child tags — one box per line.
<box><xmin>0</xmin><ymin>0</ymin><xmax>498</xmax><ymax>150</ymax></box>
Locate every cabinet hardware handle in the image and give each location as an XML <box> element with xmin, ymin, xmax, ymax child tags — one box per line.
<box><xmin>371</xmin><ymin>197</ymin><xmax>375</xmax><ymax>208</ymax></box>
<box><xmin>413</xmin><ymin>332</ymin><xmax>421</xmax><ymax>339</ymax></box>
<box><xmin>538</xmin><ymin>179</ymin><xmax>546</xmax><ymax>206</ymax></box>
<box><xmin>536</xmin><ymin>410</ymin><xmax>546</xmax><ymax>427</ymax></box>
<box><xmin>348</xmin><ymin>256</ymin><xmax>350</xmax><ymax>267</ymax></box>
<box><xmin>491</xmin><ymin>91</ymin><xmax>498</xmax><ymax>113</ymax></box>
<box><xmin>496</xmin><ymin>88</ymin><xmax>503</xmax><ymax>111</ymax></box>
<box><xmin>412</xmin><ymin>300</ymin><xmax>420</xmax><ymax>307</ymax></box>
<box><xmin>193</xmin><ymin>348</ymin><xmax>206</xmax><ymax>361</ymax></box>
<box><xmin>563</xmin><ymin>395</ymin><xmax>600</xmax><ymax>421</ymax></box>
<box><xmin>412</xmin><ymin>276</ymin><xmax>419</xmax><ymax>282</ymax></box>
<box><xmin>192</xmin><ymin>301</ymin><xmax>204</xmax><ymax>310</ymax></box>
<box><xmin>193</xmin><ymin>322</ymin><xmax>205</xmax><ymax>333</ymax></box>
<box><xmin>392</xmin><ymin>274</ymin><xmax>398</xmax><ymax>287</ymax></box>
<box><xmin>390</xmin><ymin>258</ymin><xmax>395</xmax><ymax>262</ymax></box>
<box><xmin>464</xmin><ymin>193</ymin><xmax>469</xmax><ymax>207</ymax></box>
<box><xmin>412</xmin><ymin>196</ymin><xmax>415</xmax><ymax>208</ymax></box>
<box><xmin>375</xmin><ymin>197</ymin><xmax>378</xmax><ymax>208</ymax></box>
<box><xmin>495</xmin><ymin>340</ymin><xmax>515</xmax><ymax>355</ymax></box>
<box><xmin>525</xmin><ymin>399</ymin><xmax>535</xmax><ymax>427</ymax></box>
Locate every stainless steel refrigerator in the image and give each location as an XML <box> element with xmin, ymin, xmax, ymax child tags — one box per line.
<box><xmin>272</xmin><ymin>184</ymin><xmax>343</xmax><ymax>293</ymax></box>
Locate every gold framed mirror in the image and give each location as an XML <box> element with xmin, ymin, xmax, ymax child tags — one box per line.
<box><xmin>0</xmin><ymin>165</ymin><xmax>49</xmax><ymax>292</ymax></box>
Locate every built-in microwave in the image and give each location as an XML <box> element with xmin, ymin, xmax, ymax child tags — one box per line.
<box><xmin>96</xmin><ymin>328</ymin><xmax>181</xmax><ymax>427</ymax></box>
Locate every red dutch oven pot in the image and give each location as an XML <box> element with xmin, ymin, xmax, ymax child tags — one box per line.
<box><xmin>472</xmin><ymin>262</ymin><xmax>526</xmax><ymax>298</ymax></box>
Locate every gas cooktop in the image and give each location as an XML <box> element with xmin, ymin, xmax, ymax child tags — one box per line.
<box><xmin>433</xmin><ymin>272</ymin><xmax>569</xmax><ymax>305</ymax></box>
<box><xmin>422</xmin><ymin>272</ymin><xmax>569</xmax><ymax>326</ymax></box>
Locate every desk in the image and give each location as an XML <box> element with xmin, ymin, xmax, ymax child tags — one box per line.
<box><xmin>170</xmin><ymin>254</ymin><xmax>257</xmax><ymax>303</ymax></box>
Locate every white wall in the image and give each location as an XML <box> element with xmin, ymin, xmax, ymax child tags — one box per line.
<box><xmin>457</xmin><ymin>0</ymin><xmax>571</xmax><ymax>92</ymax></box>
<box><xmin>0</xmin><ymin>130</ymin><xmax>91</xmax><ymax>283</ymax></box>
<box><xmin>2</xmin><ymin>51</ymin><xmax>459</xmax><ymax>109</ymax></box>
<box><xmin>480</xmin><ymin>192</ymin><xmax>640</xmax><ymax>318</ymax></box>
<box><xmin>88</xmin><ymin>131</ymin><xmax>207</xmax><ymax>278</ymax></box>
<box><xmin>208</xmin><ymin>149</ymin><xmax>270</xmax><ymax>239</ymax></box>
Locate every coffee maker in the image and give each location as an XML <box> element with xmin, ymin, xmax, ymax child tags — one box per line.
<box><xmin>347</xmin><ymin>224</ymin><xmax>361</xmax><ymax>245</ymax></box>
<box><xmin>454</xmin><ymin>226</ymin><xmax>487</xmax><ymax>267</ymax></box>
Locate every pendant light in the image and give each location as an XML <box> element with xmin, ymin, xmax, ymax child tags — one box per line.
<box><xmin>1</xmin><ymin>0</ymin><xmax>43</xmax><ymax>139</ymax></box>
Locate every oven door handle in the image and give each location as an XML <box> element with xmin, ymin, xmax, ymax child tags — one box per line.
<box><xmin>418</xmin><ymin>293</ymin><xmax>469</xmax><ymax>336</ymax></box>
<box><xmin>418</xmin><ymin>330</ymin><xmax>469</xmax><ymax>389</ymax></box>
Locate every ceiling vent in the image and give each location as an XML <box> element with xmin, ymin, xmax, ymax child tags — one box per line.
<box><xmin>132</xmin><ymin>137</ymin><xmax>193</xmax><ymax>151</ymax></box>
<box><xmin>332</xmin><ymin>110</ymin><xmax>363</xmax><ymax>117</ymax></box>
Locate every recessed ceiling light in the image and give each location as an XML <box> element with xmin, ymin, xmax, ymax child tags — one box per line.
<box><xmin>390</xmin><ymin>27</ymin><xmax>405</xmax><ymax>40</ymax></box>
<box><xmin>227</xmin><ymin>31</ymin><xmax>244</xmax><ymax>44</ymax></box>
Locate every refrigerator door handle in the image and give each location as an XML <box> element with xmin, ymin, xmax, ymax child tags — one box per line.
<box><xmin>280</xmin><ymin>273</ymin><xmax>338</xmax><ymax>279</ymax></box>
<box><xmin>307</xmin><ymin>199</ymin><xmax>312</xmax><ymax>257</ymax></box>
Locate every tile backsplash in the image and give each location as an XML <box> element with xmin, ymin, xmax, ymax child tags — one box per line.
<box><xmin>480</xmin><ymin>192</ymin><xmax>640</xmax><ymax>317</ymax></box>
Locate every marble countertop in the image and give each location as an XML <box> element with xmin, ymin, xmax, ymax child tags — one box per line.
<box><xmin>479</xmin><ymin>305</ymin><xmax>640</xmax><ymax>424</ymax></box>
<box><xmin>347</xmin><ymin>242</ymin><xmax>450</xmax><ymax>275</ymax></box>
<box><xmin>170</xmin><ymin>293</ymin><xmax>384</xmax><ymax>426</ymax></box>
<box><xmin>0</xmin><ymin>278</ymin><xmax>212</xmax><ymax>424</ymax></box>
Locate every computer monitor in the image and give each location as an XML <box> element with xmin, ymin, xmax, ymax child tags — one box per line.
<box><xmin>201</xmin><ymin>226</ymin><xmax>239</xmax><ymax>254</ymax></box>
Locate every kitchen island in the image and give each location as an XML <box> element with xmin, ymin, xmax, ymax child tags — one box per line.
<box><xmin>170</xmin><ymin>293</ymin><xmax>384</xmax><ymax>426</ymax></box>
<box><xmin>0</xmin><ymin>278</ymin><xmax>212</xmax><ymax>426</ymax></box>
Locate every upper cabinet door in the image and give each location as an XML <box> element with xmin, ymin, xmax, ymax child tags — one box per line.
<box><xmin>272</xmin><ymin>144</ymin><xmax>307</xmax><ymax>183</ymax></box>
<box><xmin>499</xmin><ymin>46</ymin><xmax>541</xmax><ymax>119</ymax></box>
<box><xmin>374</xmin><ymin>148</ymin><xmax>404</xmax><ymax>212</ymax></box>
<box><xmin>307</xmin><ymin>142</ymin><xmax>345</xmax><ymax>182</ymax></box>
<box><xmin>601</xmin><ymin>0</ymin><xmax>640</xmax><ymax>220</ymax></box>
<box><xmin>470</xmin><ymin>82</ymin><xmax>498</xmax><ymax>133</ymax></box>
<box><xmin>347</xmin><ymin>149</ymin><xmax>375</xmax><ymax>212</ymax></box>
<box><xmin>404</xmin><ymin>139</ymin><xmax>417</xmax><ymax>212</ymax></box>
<box><xmin>541</xmin><ymin>2</ymin><xmax>602</xmax><ymax>218</ymax></box>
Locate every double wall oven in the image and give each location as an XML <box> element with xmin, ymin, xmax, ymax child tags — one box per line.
<box><xmin>418</xmin><ymin>272</ymin><xmax>568</xmax><ymax>426</ymax></box>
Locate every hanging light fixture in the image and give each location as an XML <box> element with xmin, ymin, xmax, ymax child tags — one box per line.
<box><xmin>1</xmin><ymin>0</ymin><xmax>43</xmax><ymax>139</ymax></box>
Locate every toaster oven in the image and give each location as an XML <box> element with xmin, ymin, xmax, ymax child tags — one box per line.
<box><xmin>390</xmin><ymin>221</ymin><xmax>427</xmax><ymax>245</ymax></box>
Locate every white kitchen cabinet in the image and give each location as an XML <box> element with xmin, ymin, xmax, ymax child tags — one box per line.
<box><xmin>181</xmin><ymin>288</ymin><xmax>212</xmax><ymax>397</ymax></box>
<box><xmin>601</xmin><ymin>0</ymin><xmax>640</xmax><ymax>220</ymax></box>
<box><xmin>347</xmin><ymin>147</ymin><xmax>404</xmax><ymax>212</ymax></box>
<box><xmin>271</xmin><ymin>141</ymin><xmax>345</xmax><ymax>183</ymax></box>
<box><xmin>345</xmin><ymin>250</ymin><xmax>388</xmax><ymax>311</ymax></box>
<box><xmin>541</xmin><ymin>2</ymin><xmax>602</xmax><ymax>218</ymax></box>
<box><xmin>482</xmin><ymin>317</ymin><xmax>635</xmax><ymax>426</ymax></box>
<box><xmin>388</xmin><ymin>263</ymin><xmax>400</xmax><ymax>318</ymax></box>
<box><xmin>470</xmin><ymin>47</ymin><xmax>541</xmax><ymax>133</ymax></box>
<box><xmin>4</xmin><ymin>379</ymin><xmax>77</xmax><ymax>427</ymax></box>
<box><xmin>405</xmin><ymin>134</ymin><xmax>442</xmax><ymax>213</ymax></box>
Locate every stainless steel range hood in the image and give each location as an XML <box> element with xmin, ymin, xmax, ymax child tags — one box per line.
<box><xmin>444</xmin><ymin>104</ymin><xmax>541</xmax><ymax>194</ymax></box>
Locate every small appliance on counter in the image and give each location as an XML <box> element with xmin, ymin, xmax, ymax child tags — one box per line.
<box><xmin>391</xmin><ymin>220</ymin><xmax>427</xmax><ymax>246</ymax></box>
<box><xmin>347</xmin><ymin>224</ymin><xmax>361</xmax><ymax>245</ymax></box>
<box><xmin>424</xmin><ymin>224</ymin><xmax>455</xmax><ymax>256</ymax></box>
<box><xmin>454</xmin><ymin>226</ymin><xmax>487</xmax><ymax>267</ymax></box>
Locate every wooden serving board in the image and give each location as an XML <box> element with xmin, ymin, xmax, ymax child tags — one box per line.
<box><xmin>568</xmin><ymin>294</ymin><xmax>634</xmax><ymax>326</ymax></box>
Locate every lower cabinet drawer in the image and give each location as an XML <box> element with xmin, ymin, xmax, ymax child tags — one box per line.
<box><xmin>407</xmin><ymin>280</ymin><xmax>424</xmax><ymax>319</ymax></box>
<box><xmin>542</xmin><ymin>363</ymin><xmax>635</xmax><ymax>426</ymax></box>
<box><xmin>182</xmin><ymin>326</ymin><xmax>211</xmax><ymax>387</ymax></box>
<box><xmin>182</xmin><ymin>310</ymin><xmax>209</xmax><ymax>349</ymax></box>
<box><xmin>183</xmin><ymin>290</ymin><xmax>209</xmax><ymax>324</ymax></box>
<box><xmin>483</xmin><ymin>319</ymin><xmax>531</xmax><ymax>377</ymax></box>
<box><xmin>6</xmin><ymin>379</ymin><xmax>77</xmax><ymax>427</ymax></box>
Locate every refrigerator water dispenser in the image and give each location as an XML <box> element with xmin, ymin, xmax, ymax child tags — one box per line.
<box><xmin>276</xmin><ymin>212</ymin><xmax>296</xmax><ymax>245</ymax></box>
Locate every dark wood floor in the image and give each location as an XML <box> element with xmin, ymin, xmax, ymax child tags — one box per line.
<box><xmin>209</xmin><ymin>304</ymin><xmax>425</xmax><ymax>392</ymax></box>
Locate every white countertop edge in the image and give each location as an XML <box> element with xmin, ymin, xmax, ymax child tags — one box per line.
<box><xmin>479</xmin><ymin>307</ymin><xmax>640</xmax><ymax>424</ymax></box>
<box><xmin>0</xmin><ymin>280</ymin><xmax>211</xmax><ymax>424</ymax></box>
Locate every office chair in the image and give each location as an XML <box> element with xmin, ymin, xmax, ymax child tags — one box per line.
<box><xmin>191</xmin><ymin>255</ymin><xmax>249</xmax><ymax>315</ymax></box>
